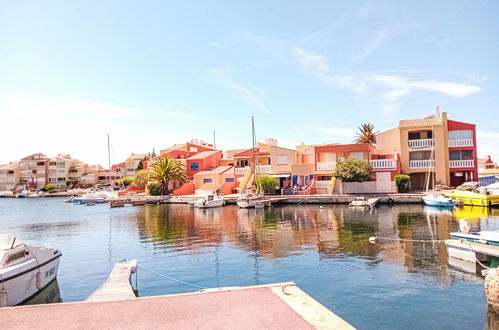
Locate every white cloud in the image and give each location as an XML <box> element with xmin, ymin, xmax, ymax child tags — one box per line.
<box><xmin>209</xmin><ymin>66</ymin><xmax>268</xmax><ymax>113</ymax></box>
<box><xmin>292</xmin><ymin>48</ymin><xmax>483</xmax><ymax>112</ymax></box>
<box><xmin>0</xmin><ymin>93</ymin><xmax>195</xmax><ymax>167</ymax></box>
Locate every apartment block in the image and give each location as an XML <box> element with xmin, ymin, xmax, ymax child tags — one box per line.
<box><xmin>0</xmin><ymin>162</ymin><xmax>19</xmax><ymax>191</ymax></box>
<box><xmin>377</xmin><ymin>108</ymin><xmax>478</xmax><ymax>189</ymax></box>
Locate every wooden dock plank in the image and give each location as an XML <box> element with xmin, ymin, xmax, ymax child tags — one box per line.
<box><xmin>86</xmin><ymin>260</ymin><xmax>137</xmax><ymax>302</ymax></box>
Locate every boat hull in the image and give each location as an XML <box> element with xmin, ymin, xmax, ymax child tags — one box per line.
<box><xmin>194</xmin><ymin>198</ymin><xmax>224</xmax><ymax>208</ymax></box>
<box><xmin>447</xmin><ymin>191</ymin><xmax>499</xmax><ymax>207</ymax></box>
<box><xmin>450</xmin><ymin>232</ymin><xmax>499</xmax><ymax>247</ymax></box>
<box><xmin>0</xmin><ymin>251</ymin><xmax>61</xmax><ymax>307</ymax></box>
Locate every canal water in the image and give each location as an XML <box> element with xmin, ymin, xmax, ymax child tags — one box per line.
<box><xmin>1</xmin><ymin>198</ymin><xmax>498</xmax><ymax>329</ymax></box>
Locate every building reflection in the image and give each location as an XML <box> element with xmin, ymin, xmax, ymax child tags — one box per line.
<box><xmin>132</xmin><ymin>203</ymin><xmax>497</xmax><ymax>287</ymax></box>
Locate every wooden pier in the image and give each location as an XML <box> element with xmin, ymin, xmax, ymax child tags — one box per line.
<box><xmin>86</xmin><ymin>259</ymin><xmax>137</xmax><ymax>302</ymax></box>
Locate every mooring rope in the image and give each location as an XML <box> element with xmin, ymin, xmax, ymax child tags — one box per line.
<box><xmin>369</xmin><ymin>236</ymin><xmax>447</xmax><ymax>244</ymax></box>
<box><xmin>137</xmin><ymin>263</ymin><xmax>208</xmax><ymax>289</ymax></box>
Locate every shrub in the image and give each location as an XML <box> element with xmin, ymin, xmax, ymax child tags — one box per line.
<box><xmin>395</xmin><ymin>174</ymin><xmax>411</xmax><ymax>193</ymax></box>
<box><xmin>120</xmin><ymin>177</ymin><xmax>134</xmax><ymax>188</ymax></box>
<box><xmin>255</xmin><ymin>176</ymin><xmax>279</xmax><ymax>195</ymax></box>
<box><xmin>146</xmin><ymin>182</ymin><xmax>162</xmax><ymax>196</ymax></box>
<box><xmin>334</xmin><ymin>159</ymin><xmax>372</xmax><ymax>182</ymax></box>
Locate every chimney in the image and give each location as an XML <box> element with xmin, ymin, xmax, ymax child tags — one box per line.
<box><xmin>435</xmin><ymin>105</ymin><xmax>441</xmax><ymax>118</ymax></box>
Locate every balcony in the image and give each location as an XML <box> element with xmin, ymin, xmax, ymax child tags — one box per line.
<box><xmin>448</xmin><ymin>139</ymin><xmax>473</xmax><ymax>148</ymax></box>
<box><xmin>235</xmin><ymin>167</ymin><xmax>249</xmax><ymax>175</ymax></box>
<box><xmin>408</xmin><ymin>139</ymin><xmax>434</xmax><ymax>149</ymax></box>
<box><xmin>369</xmin><ymin>159</ymin><xmax>397</xmax><ymax>170</ymax></box>
<box><xmin>316</xmin><ymin>162</ymin><xmax>336</xmax><ymax>171</ymax></box>
<box><xmin>255</xmin><ymin>165</ymin><xmax>271</xmax><ymax>174</ymax></box>
<box><xmin>409</xmin><ymin>160</ymin><xmax>435</xmax><ymax>169</ymax></box>
<box><xmin>449</xmin><ymin>159</ymin><xmax>474</xmax><ymax>168</ymax></box>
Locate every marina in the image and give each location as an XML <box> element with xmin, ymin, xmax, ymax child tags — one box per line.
<box><xmin>0</xmin><ymin>198</ymin><xmax>498</xmax><ymax>328</ymax></box>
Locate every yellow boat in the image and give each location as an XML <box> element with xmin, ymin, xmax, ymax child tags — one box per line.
<box><xmin>447</xmin><ymin>182</ymin><xmax>499</xmax><ymax>207</ymax></box>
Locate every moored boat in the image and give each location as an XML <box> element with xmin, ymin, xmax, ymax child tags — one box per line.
<box><xmin>237</xmin><ymin>192</ymin><xmax>264</xmax><ymax>208</ymax></box>
<box><xmin>0</xmin><ymin>234</ymin><xmax>62</xmax><ymax>307</ymax></box>
<box><xmin>194</xmin><ymin>194</ymin><xmax>224</xmax><ymax>209</ymax></box>
<box><xmin>446</xmin><ymin>182</ymin><xmax>499</xmax><ymax>208</ymax></box>
<box><xmin>422</xmin><ymin>193</ymin><xmax>455</xmax><ymax>207</ymax></box>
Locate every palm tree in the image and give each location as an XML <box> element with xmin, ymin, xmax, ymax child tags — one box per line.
<box><xmin>133</xmin><ymin>169</ymin><xmax>150</xmax><ymax>189</ymax></box>
<box><xmin>148</xmin><ymin>156</ymin><xmax>189</xmax><ymax>195</ymax></box>
<box><xmin>355</xmin><ymin>123</ymin><xmax>379</xmax><ymax>145</ymax></box>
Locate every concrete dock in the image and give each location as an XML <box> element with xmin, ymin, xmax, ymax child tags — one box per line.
<box><xmin>0</xmin><ymin>282</ymin><xmax>354</xmax><ymax>329</ymax></box>
<box><xmin>109</xmin><ymin>193</ymin><xmax>424</xmax><ymax>208</ymax></box>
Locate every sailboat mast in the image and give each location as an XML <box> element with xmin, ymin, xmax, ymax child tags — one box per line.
<box><xmin>107</xmin><ymin>134</ymin><xmax>111</xmax><ymax>189</ymax></box>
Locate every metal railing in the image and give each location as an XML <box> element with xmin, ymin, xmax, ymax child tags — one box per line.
<box><xmin>449</xmin><ymin>160</ymin><xmax>474</xmax><ymax>168</ymax></box>
<box><xmin>369</xmin><ymin>159</ymin><xmax>397</xmax><ymax>169</ymax></box>
<box><xmin>448</xmin><ymin>139</ymin><xmax>473</xmax><ymax>147</ymax></box>
<box><xmin>409</xmin><ymin>160</ymin><xmax>435</xmax><ymax>168</ymax></box>
<box><xmin>408</xmin><ymin>138</ymin><xmax>434</xmax><ymax>149</ymax></box>
<box><xmin>316</xmin><ymin>162</ymin><xmax>336</xmax><ymax>171</ymax></box>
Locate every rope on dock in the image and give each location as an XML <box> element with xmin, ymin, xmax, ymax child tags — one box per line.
<box><xmin>137</xmin><ymin>264</ymin><xmax>208</xmax><ymax>289</ymax></box>
<box><xmin>369</xmin><ymin>236</ymin><xmax>446</xmax><ymax>244</ymax></box>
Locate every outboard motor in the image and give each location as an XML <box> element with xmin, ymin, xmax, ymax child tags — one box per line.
<box><xmin>459</xmin><ymin>218</ymin><xmax>471</xmax><ymax>234</ymax></box>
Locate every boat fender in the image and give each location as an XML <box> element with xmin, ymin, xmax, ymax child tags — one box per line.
<box><xmin>0</xmin><ymin>289</ymin><xmax>7</xmax><ymax>307</ymax></box>
<box><xmin>36</xmin><ymin>271</ymin><xmax>43</xmax><ymax>290</ymax></box>
<box><xmin>387</xmin><ymin>198</ymin><xmax>394</xmax><ymax>205</ymax></box>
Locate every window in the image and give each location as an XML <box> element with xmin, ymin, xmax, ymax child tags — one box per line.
<box><xmin>317</xmin><ymin>176</ymin><xmax>332</xmax><ymax>181</ymax></box>
<box><xmin>37</xmin><ymin>162</ymin><xmax>45</xmax><ymax>166</ymax></box>
<box><xmin>98</xmin><ymin>176</ymin><xmax>106</xmax><ymax>180</ymax></box>
<box><xmin>409</xmin><ymin>151</ymin><xmax>431</xmax><ymax>160</ymax></box>
<box><xmin>49</xmin><ymin>169</ymin><xmax>56</xmax><ymax>174</ymax></box>
<box><xmin>57</xmin><ymin>162</ymin><xmax>65</xmax><ymax>166</ymax></box>
<box><xmin>408</xmin><ymin>132</ymin><xmax>421</xmax><ymax>140</ymax></box>
<box><xmin>427</xmin><ymin>130</ymin><xmax>433</xmax><ymax>139</ymax></box>
<box><xmin>4</xmin><ymin>250</ymin><xmax>26</xmax><ymax>265</ymax></box>
<box><xmin>237</xmin><ymin>160</ymin><xmax>249</xmax><ymax>167</ymax></box>
<box><xmin>127</xmin><ymin>168</ymin><xmax>135</xmax><ymax>172</ymax></box>
<box><xmin>448</xmin><ymin>130</ymin><xmax>473</xmax><ymax>140</ymax></box>
<box><xmin>449</xmin><ymin>150</ymin><xmax>473</xmax><ymax>160</ymax></box>
<box><xmin>190</xmin><ymin>162</ymin><xmax>199</xmax><ymax>171</ymax></box>
<box><xmin>225</xmin><ymin>177</ymin><xmax>235</xmax><ymax>182</ymax></box>
<box><xmin>276</xmin><ymin>155</ymin><xmax>288</xmax><ymax>165</ymax></box>
<box><xmin>49</xmin><ymin>162</ymin><xmax>56</xmax><ymax>166</ymax></box>
<box><xmin>203</xmin><ymin>178</ymin><xmax>213</xmax><ymax>184</ymax></box>
<box><xmin>349</xmin><ymin>152</ymin><xmax>364</xmax><ymax>160</ymax></box>
<box><xmin>57</xmin><ymin>177</ymin><xmax>65</xmax><ymax>182</ymax></box>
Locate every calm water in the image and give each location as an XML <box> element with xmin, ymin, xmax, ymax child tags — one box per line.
<box><xmin>1</xmin><ymin>198</ymin><xmax>499</xmax><ymax>329</ymax></box>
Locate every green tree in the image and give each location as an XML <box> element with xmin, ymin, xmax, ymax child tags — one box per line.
<box><xmin>65</xmin><ymin>177</ymin><xmax>78</xmax><ymax>188</ymax></box>
<box><xmin>395</xmin><ymin>174</ymin><xmax>411</xmax><ymax>193</ymax></box>
<box><xmin>334</xmin><ymin>159</ymin><xmax>372</xmax><ymax>182</ymax></box>
<box><xmin>255</xmin><ymin>176</ymin><xmax>279</xmax><ymax>195</ymax></box>
<box><xmin>355</xmin><ymin>123</ymin><xmax>379</xmax><ymax>145</ymax></box>
<box><xmin>148</xmin><ymin>156</ymin><xmax>189</xmax><ymax>195</ymax></box>
<box><xmin>146</xmin><ymin>182</ymin><xmax>162</xmax><ymax>196</ymax></box>
<box><xmin>133</xmin><ymin>169</ymin><xmax>150</xmax><ymax>189</ymax></box>
<box><xmin>119</xmin><ymin>177</ymin><xmax>134</xmax><ymax>188</ymax></box>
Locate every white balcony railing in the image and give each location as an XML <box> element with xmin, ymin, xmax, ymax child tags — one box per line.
<box><xmin>448</xmin><ymin>139</ymin><xmax>473</xmax><ymax>148</ymax></box>
<box><xmin>449</xmin><ymin>160</ymin><xmax>474</xmax><ymax>168</ymax></box>
<box><xmin>255</xmin><ymin>165</ymin><xmax>271</xmax><ymax>173</ymax></box>
<box><xmin>370</xmin><ymin>159</ymin><xmax>397</xmax><ymax>170</ymax></box>
<box><xmin>235</xmin><ymin>167</ymin><xmax>249</xmax><ymax>175</ymax></box>
<box><xmin>316</xmin><ymin>161</ymin><xmax>336</xmax><ymax>171</ymax></box>
<box><xmin>408</xmin><ymin>139</ymin><xmax>434</xmax><ymax>149</ymax></box>
<box><xmin>409</xmin><ymin>160</ymin><xmax>435</xmax><ymax>169</ymax></box>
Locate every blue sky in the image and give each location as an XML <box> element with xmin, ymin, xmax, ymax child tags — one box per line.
<box><xmin>1</xmin><ymin>1</ymin><xmax>498</xmax><ymax>166</ymax></box>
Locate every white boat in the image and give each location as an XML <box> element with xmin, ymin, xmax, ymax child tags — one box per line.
<box><xmin>422</xmin><ymin>193</ymin><xmax>455</xmax><ymax>208</ymax></box>
<box><xmin>194</xmin><ymin>194</ymin><xmax>225</xmax><ymax>208</ymax></box>
<box><xmin>0</xmin><ymin>234</ymin><xmax>62</xmax><ymax>307</ymax></box>
<box><xmin>237</xmin><ymin>192</ymin><xmax>265</xmax><ymax>208</ymax></box>
<box><xmin>349</xmin><ymin>198</ymin><xmax>380</xmax><ymax>208</ymax></box>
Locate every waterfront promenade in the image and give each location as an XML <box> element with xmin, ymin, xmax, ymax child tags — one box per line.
<box><xmin>0</xmin><ymin>282</ymin><xmax>354</xmax><ymax>329</ymax></box>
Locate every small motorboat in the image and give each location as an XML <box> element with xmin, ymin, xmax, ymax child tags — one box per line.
<box><xmin>422</xmin><ymin>193</ymin><xmax>455</xmax><ymax>207</ymax></box>
<box><xmin>194</xmin><ymin>194</ymin><xmax>224</xmax><ymax>209</ymax></box>
<box><xmin>349</xmin><ymin>198</ymin><xmax>380</xmax><ymax>209</ymax></box>
<box><xmin>236</xmin><ymin>192</ymin><xmax>264</xmax><ymax>208</ymax></box>
<box><xmin>449</xmin><ymin>219</ymin><xmax>499</xmax><ymax>246</ymax></box>
<box><xmin>0</xmin><ymin>234</ymin><xmax>62</xmax><ymax>307</ymax></box>
<box><xmin>446</xmin><ymin>182</ymin><xmax>499</xmax><ymax>208</ymax></box>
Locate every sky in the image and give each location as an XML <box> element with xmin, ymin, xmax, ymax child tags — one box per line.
<box><xmin>1</xmin><ymin>1</ymin><xmax>498</xmax><ymax>167</ymax></box>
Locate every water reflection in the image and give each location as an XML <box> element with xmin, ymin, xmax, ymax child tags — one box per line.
<box><xmin>23</xmin><ymin>279</ymin><xmax>62</xmax><ymax>306</ymax></box>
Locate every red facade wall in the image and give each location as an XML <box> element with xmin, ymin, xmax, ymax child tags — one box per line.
<box><xmin>447</xmin><ymin>119</ymin><xmax>478</xmax><ymax>180</ymax></box>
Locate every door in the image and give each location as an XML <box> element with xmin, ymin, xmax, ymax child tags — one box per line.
<box><xmin>376</xmin><ymin>172</ymin><xmax>392</xmax><ymax>192</ymax></box>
